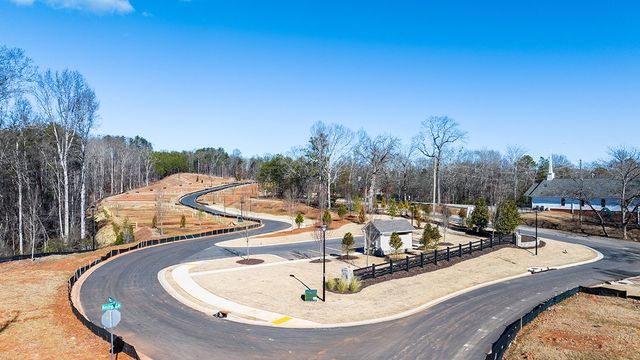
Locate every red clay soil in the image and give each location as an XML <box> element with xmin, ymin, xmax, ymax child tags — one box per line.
<box><xmin>253</xmin><ymin>218</ymin><xmax>355</xmax><ymax>239</ymax></box>
<box><xmin>0</xmin><ymin>251</ymin><xmax>135</xmax><ymax>360</ymax></box>
<box><xmin>504</xmin><ymin>293</ymin><xmax>640</xmax><ymax>360</ymax></box>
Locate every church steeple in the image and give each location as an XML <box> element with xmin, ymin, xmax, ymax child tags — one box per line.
<box><xmin>547</xmin><ymin>153</ymin><xmax>555</xmax><ymax>181</ymax></box>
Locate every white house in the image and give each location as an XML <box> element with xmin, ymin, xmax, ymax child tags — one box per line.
<box><xmin>525</xmin><ymin>156</ymin><xmax>640</xmax><ymax>213</ymax></box>
<box><xmin>362</xmin><ymin>219</ymin><xmax>414</xmax><ymax>256</ymax></box>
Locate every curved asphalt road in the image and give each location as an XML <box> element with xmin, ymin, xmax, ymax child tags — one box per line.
<box><xmin>80</xmin><ymin>184</ymin><xmax>640</xmax><ymax>360</ymax></box>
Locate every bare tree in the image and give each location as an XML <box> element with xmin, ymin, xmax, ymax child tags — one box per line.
<box><xmin>505</xmin><ymin>145</ymin><xmax>526</xmax><ymax>201</ymax></box>
<box><xmin>354</xmin><ymin>131</ymin><xmax>398</xmax><ymax>212</ymax></box>
<box><xmin>35</xmin><ymin>70</ymin><xmax>96</xmax><ymax>244</ymax></box>
<box><xmin>308</xmin><ymin>122</ymin><xmax>353</xmax><ymax>209</ymax></box>
<box><xmin>415</xmin><ymin>116</ymin><xmax>466</xmax><ymax>210</ymax></box>
<box><xmin>607</xmin><ymin>147</ymin><xmax>640</xmax><ymax>240</ymax></box>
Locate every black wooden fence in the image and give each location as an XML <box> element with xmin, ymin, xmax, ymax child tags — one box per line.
<box><xmin>485</xmin><ymin>286</ymin><xmax>640</xmax><ymax>360</ymax></box>
<box><xmin>353</xmin><ymin>234</ymin><xmax>516</xmax><ymax>280</ymax></box>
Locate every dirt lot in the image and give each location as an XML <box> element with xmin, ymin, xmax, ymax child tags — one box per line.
<box><xmin>180</xmin><ymin>238</ymin><xmax>597</xmax><ymax>324</ymax></box>
<box><xmin>97</xmin><ymin>173</ymin><xmax>243</xmax><ymax>245</ymax></box>
<box><xmin>0</xmin><ymin>251</ymin><xmax>134</xmax><ymax>360</ymax></box>
<box><xmin>522</xmin><ymin>210</ymin><xmax>640</xmax><ymax>242</ymax></box>
<box><xmin>504</xmin><ymin>293</ymin><xmax>640</xmax><ymax>360</ymax></box>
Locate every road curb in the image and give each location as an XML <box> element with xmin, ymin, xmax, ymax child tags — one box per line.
<box><xmin>163</xmin><ymin>242</ymin><xmax>604</xmax><ymax>329</ymax></box>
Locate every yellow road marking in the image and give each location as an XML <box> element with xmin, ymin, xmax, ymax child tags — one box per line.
<box><xmin>271</xmin><ymin>316</ymin><xmax>292</xmax><ymax>325</ymax></box>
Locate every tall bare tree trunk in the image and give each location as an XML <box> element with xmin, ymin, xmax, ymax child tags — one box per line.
<box><xmin>80</xmin><ymin>151</ymin><xmax>86</xmax><ymax>240</ymax></box>
<box><xmin>17</xmin><ymin>174</ymin><xmax>23</xmax><ymax>255</ymax></box>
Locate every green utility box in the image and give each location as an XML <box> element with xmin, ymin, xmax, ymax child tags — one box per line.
<box><xmin>304</xmin><ymin>289</ymin><xmax>318</xmax><ymax>302</ymax></box>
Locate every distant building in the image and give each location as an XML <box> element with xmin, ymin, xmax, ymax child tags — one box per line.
<box><xmin>363</xmin><ymin>219</ymin><xmax>415</xmax><ymax>256</ymax></box>
<box><xmin>525</xmin><ymin>156</ymin><xmax>640</xmax><ymax>212</ymax></box>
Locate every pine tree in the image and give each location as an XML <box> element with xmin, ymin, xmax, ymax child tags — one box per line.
<box><xmin>358</xmin><ymin>206</ymin><xmax>366</xmax><ymax>224</ymax></box>
<box><xmin>337</xmin><ymin>204</ymin><xmax>348</xmax><ymax>219</ymax></box>
<box><xmin>322</xmin><ymin>209</ymin><xmax>332</xmax><ymax>227</ymax></box>
<box><xmin>388</xmin><ymin>199</ymin><xmax>398</xmax><ymax>218</ymax></box>
<box><xmin>470</xmin><ymin>198</ymin><xmax>490</xmax><ymax>231</ymax></box>
<box><xmin>295</xmin><ymin>213</ymin><xmax>304</xmax><ymax>228</ymax></box>
<box><xmin>389</xmin><ymin>232</ymin><xmax>403</xmax><ymax>256</ymax></box>
<box><xmin>342</xmin><ymin>232</ymin><xmax>354</xmax><ymax>258</ymax></box>
<box><xmin>420</xmin><ymin>223</ymin><xmax>441</xmax><ymax>250</ymax></box>
<box><xmin>414</xmin><ymin>206</ymin><xmax>423</xmax><ymax>228</ymax></box>
<box><xmin>354</xmin><ymin>195</ymin><xmax>362</xmax><ymax>215</ymax></box>
<box><xmin>495</xmin><ymin>200</ymin><xmax>521</xmax><ymax>234</ymax></box>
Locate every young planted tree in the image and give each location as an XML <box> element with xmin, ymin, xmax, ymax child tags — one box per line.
<box><xmin>358</xmin><ymin>206</ymin><xmax>367</xmax><ymax>224</ymax></box>
<box><xmin>420</xmin><ymin>223</ymin><xmax>441</xmax><ymax>251</ymax></box>
<box><xmin>353</xmin><ymin>195</ymin><xmax>362</xmax><ymax>215</ymax></box>
<box><xmin>389</xmin><ymin>231</ymin><xmax>403</xmax><ymax>256</ymax></box>
<box><xmin>180</xmin><ymin>214</ymin><xmax>186</xmax><ymax>229</ymax></box>
<box><xmin>388</xmin><ymin>199</ymin><xmax>398</xmax><ymax>218</ymax></box>
<box><xmin>322</xmin><ymin>209</ymin><xmax>333</xmax><ymax>227</ymax></box>
<box><xmin>197</xmin><ymin>209</ymin><xmax>206</xmax><ymax>229</ymax></box>
<box><xmin>295</xmin><ymin>213</ymin><xmax>304</xmax><ymax>229</ymax></box>
<box><xmin>494</xmin><ymin>200</ymin><xmax>520</xmax><ymax>234</ymax></box>
<box><xmin>413</xmin><ymin>206</ymin><xmax>423</xmax><ymax>228</ymax></box>
<box><xmin>441</xmin><ymin>206</ymin><xmax>450</xmax><ymax>242</ymax></box>
<box><xmin>337</xmin><ymin>204</ymin><xmax>348</xmax><ymax>220</ymax></box>
<box><xmin>342</xmin><ymin>232</ymin><xmax>354</xmax><ymax>258</ymax></box>
<box><xmin>469</xmin><ymin>198</ymin><xmax>490</xmax><ymax>232</ymax></box>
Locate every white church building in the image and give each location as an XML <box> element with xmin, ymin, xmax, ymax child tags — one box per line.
<box><xmin>525</xmin><ymin>155</ymin><xmax>640</xmax><ymax>213</ymax></box>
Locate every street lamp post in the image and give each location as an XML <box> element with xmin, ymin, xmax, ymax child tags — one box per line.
<box><xmin>92</xmin><ymin>207</ymin><xmax>96</xmax><ymax>251</ymax></box>
<box><xmin>535</xmin><ymin>207</ymin><xmax>539</xmax><ymax>256</ymax></box>
<box><xmin>321</xmin><ymin>223</ymin><xmax>327</xmax><ymax>302</ymax></box>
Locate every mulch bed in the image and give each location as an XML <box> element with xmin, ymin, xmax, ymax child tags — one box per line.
<box><xmin>360</xmin><ymin>243</ymin><xmax>516</xmax><ymax>290</ymax></box>
<box><xmin>437</xmin><ymin>242</ymin><xmax>455</xmax><ymax>246</ymax></box>
<box><xmin>236</xmin><ymin>258</ymin><xmax>265</xmax><ymax>265</ymax></box>
<box><xmin>337</xmin><ymin>255</ymin><xmax>359</xmax><ymax>260</ymax></box>
<box><xmin>310</xmin><ymin>258</ymin><xmax>332</xmax><ymax>263</ymax></box>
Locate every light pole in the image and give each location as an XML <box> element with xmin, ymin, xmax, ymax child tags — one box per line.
<box><xmin>92</xmin><ymin>207</ymin><xmax>96</xmax><ymax>251</ymax></box>
<box><xmin>535</xmin><ymin>207</ymin><xmax>539</xmax><ymax>256</ymax></box>
<box><xmin>321</xmin><ymin>223</ymin><xmax>327</xmax><ymax>302</ymax></box>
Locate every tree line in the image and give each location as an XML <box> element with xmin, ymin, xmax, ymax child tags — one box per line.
<box><xmin>0</xmin><ymin>46</ymin><xmax>260</xmax><ymax>256</ymax></box>
<box><xmin>256</xmin><ymin>119</ymin><xmax>639</xmax><ymax>240</ymax></box>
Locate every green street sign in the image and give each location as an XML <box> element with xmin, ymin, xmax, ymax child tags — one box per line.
<box><xmin>102</xmin><ymin>302</ymin><xmax>122</xmax><ymax>311</ymax></box>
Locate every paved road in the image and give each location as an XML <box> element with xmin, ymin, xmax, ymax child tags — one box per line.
<box><xmin>80</xmin><ymin>185</ymin><xmax>640</xmax><ymax>360</ymax></box>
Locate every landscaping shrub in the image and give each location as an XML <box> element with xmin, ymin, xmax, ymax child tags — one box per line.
<box><xmin>326</xmin><ymin>278</ymin><xmax>337</xmax><ymax>291</ymax></box>
<box><xmin>337</xmin><ymin>278</ymin><xmax>349</xmax><ymax>293</ymax></box>
<box><xmin>458</xmin><ymin>208</ymin><xmax>467</xmax><ymax>219</ymax></box>
<box><xmin>180</xmin><ymin>215</ymin><xmax>186</xmax><ymax>228</ymax></box>
<box><xmin>348</xmin><ymin>277</ymin><xmax>362</xmax><ymax>293</ymax></box>
<box><xmin>152</xmin><ymin>215</ymin><xmax>158</xmax><ymax>229</ymax></box>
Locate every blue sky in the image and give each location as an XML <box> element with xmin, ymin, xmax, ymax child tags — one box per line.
<box><xmin>1</xmin><ymin>0</ymin><xmax>638</xmax><ymax>162</ymax></box>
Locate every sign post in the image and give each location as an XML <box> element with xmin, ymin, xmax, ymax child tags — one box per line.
<box><xmin>101</xmin><ymin>298</ymin><xmax>122</xmax><ymax>360</ymax></box>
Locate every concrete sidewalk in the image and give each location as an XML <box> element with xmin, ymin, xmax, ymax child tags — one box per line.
<box><xmin>161</xmin><ymin>261</ymin><xmax>319</xmax><ymax>327</ymax></box>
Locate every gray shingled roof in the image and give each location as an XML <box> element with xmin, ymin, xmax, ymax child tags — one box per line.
<box><xmin>366</xmin><ymin>219</ymin><xmax>415</xmax><ymax>234</ymax></box>
<box><xmin>525</xmin><ymin>178</ymin><xmax>640</xmax><ymax>199</ymax></box>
